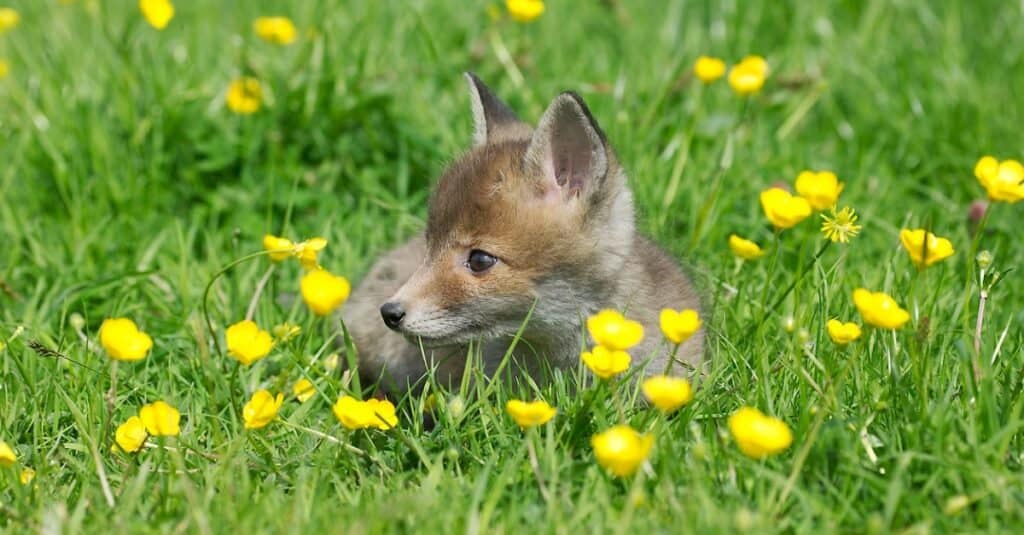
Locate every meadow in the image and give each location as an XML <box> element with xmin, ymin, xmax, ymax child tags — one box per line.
<box><xmin>2</xmin><ymin>0</ymin><xmax>1024</xmax><ymax>532</ymax></box>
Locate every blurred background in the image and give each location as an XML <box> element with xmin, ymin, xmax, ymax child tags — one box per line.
<box><xmin>1</xmin><ymin>0</ymin><xmax>1022</xmax><ymax>343</ymax></box>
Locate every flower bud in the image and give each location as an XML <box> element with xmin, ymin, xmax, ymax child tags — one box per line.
<box><xmin>968</xmin><ymin>200</ymin><xmax>988</xmax><ymax>225</ymax></box>
<box><xmin>943</xmin><ymin>495</ymin><xmax>970</xmax><ymax>516</ymax></box>
<box><xmin>446</xmin><ymin>395</ymin><xmax>466</xmax><ymax>420</ymax></box>
<box><xmin>976</xmin><ymin>250</ymin><xmax>993</xmax><ymax>270</ymax></box>
<box><xmin>69</xmin><ymin>313</ymin><xmax>85</xmax><ymax>331</ymax></box>
<box><xmin>796</xmin><ymin>328</ymin><xmax>811</xmax><ymax>344</ymax></box>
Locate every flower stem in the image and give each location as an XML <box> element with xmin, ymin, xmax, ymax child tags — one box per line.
<box><xmin>973</xmin><ymin>282</ymin><xmax>988</xmax><ymax>382</ymax></box>
<box><xmin>201</xmin><ymin>251</ymin><xmax>275</xmax><ymax>356</ymax></box>
<box><xmin>104</xmin><ymin>361</ymin><xmax>118</xmax><ymax>439</ymax></box>
<box><xmin>757</xmin><ymin>230</ymin><xmax>783</xmax><ymax>322</ymax></box>
<box><xmin>278</xmin><ymin>420</ymin><xmax>369</xmax><ymax>455</ymax></box>
<box><xmin>687</xmin><ymin>101</ymin><xmax>748</xmax><ymax>251</ymax></box>
<box><xmin>245</xmin><ymin>265</ymin><xmax>276</xmax><ymax>322</ymax></box>
<box><xmin>525</xmin><ymin>432</ymin><xmax>551</xmax><ymax>502</ymax></box>
<box><xmin>757</xmin><ymin>240</ymin><xmax>832</xmax><ymax>328</ymax></box>
<box><xmin>771</xmin><ymin>340</ymin><xmax>859</xmax><ymax>514</ymax></box>
<box><xmin>960</xmin><ymin>203</ymin><xmax>992</xmax><ymax>332</ymax></box>
<box><xmin>610</xmin><ymin>379</ymin><xmax>626</xmax><ymax>424</ymax></box>
<box><xmin>661</xmin><ymin>343</ymin><xmax>682</xmax><ymax>376</ymax></box>
<box><xmin>962</xmin><ymin>203</ymin><xmax>993</xmax><ymax>383</ymax></box>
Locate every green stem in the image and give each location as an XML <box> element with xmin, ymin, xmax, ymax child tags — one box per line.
<box><xmin>960</xmin><ymin>203</ymin><xmax>992</xmax><ymax>333</ymax></box>
<box><xmin>757</xmin><ymin>240</ymin><xmax>832</xmax><ymax>328</ymax></box>
<box><xmin>201</xmin><ymin>250</ymin><xmax>277</xmax><ymax>356</ymax></box>
<box><xmin>103</xmin><ymin>361</ymin><xmax>118</xmax><ymax>442</ymax></box>
<box><xmin>662</xmin><ymin>343</ymin><xmax>682</xmax><ymax>376</ymax></box>
<box><xmin>244</xmin><ymin>265</ymin><xmax>276</xmax><ymax>321</ymax></box>
<box><xmin>757</xmin><ymin>231</ymin><xmax>783</xmax><ymax>324</ymax></box>
<box><xmin>610</xmin><ymin>379</ymin><xmax>626</xmax><ymax>424</ymax></box>
<box><xmin>771</xmin><ymin>339</ymin><xmax>860</xmax><ymax>513</ymax></box>
<box><xmin>687</xmin><ymin>100</ymin><xmax>749</xmax><ymax>250</ymax></box>
<box><xmin>525</xmin><ymin>432</ymin><xmax>551</xmax><ymax>502</ymax></box>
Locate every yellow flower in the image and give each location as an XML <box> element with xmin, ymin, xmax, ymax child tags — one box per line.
<box><xmin>728</xmin><ymin>234</ymin><xmax>765</xmax><ymax>260</ymax></box>
<box><xmin>114</xmin><ymin>415</ymin><xmax>148</xmax><ymax>453</ymax></box>
<box><xmin>263</xmin><ymin>234</ymin><xmax>294</xmax><ymax>261</ymax></box>
<box><xmin>820</xmin><ymin>206</ymin><xmax>862</xmax><ymax>243</ymax></box>
<box><xmin>505</xmin><ymin>0</ymin><xmax>544</xmax><ymax>22</ymax></box>
<box><xmin>0</xmin><ymin>7</ymin><xmax>20</xmax><ymax>33</ymax></box>
<box><xmin>225</xmin><ymin>320</ymin><xmax>274</xmax><ymax>365</ymax></box>
<box><xmin>853</xmin><ymin>288</ymin><xmax>910</xmax><ymax>330</ymax></box>
<box><xmin>138</xmin><ymin>0</ymin><xmax>174</xmax><ymax>30</ymax></box>
<box><xmin>262</xmin><ymin>235</ymin><xmax>326</xmax><ymax>268</ymax></box>
<box><xmin>226</xmin><ymin>77</ymin><xmax>263</xmax><ymax>115</ymax></box>
<box><xmin>760</xmin><ymin>188</ymin><xmax>811</xmax><ymax>230</ymax></box>
<box><xmin>139</xmin><ymin>401</ymin><xmax>181</xmax><ymax>437</ymax></box>
<box><xmin>794</xmin><ymin>170</ymin><xmax>844</xmax><ymax>211</ymax></box>
<box><xmin>505</xmin><ymin>399</ymin><xmax>557</xmax><ymax>429</ymax></box>
<box><xmin>332</xmin><ymin>397</ymin><xmax>361</xmax><ymax>428</ymax></box>
<box><xmin>293</xmin><ymin>378</ymin><xmax>315</xmax><ymax>403</ymax></box>
<box><xmin>728</xmin><ymin>406</ymin><xmax>793</xmax><ymax>459</ymax></box>
<box><xmin>0</xmin><ymin>440</ymin><xmax>16</xmax><ymax>466</ymax></box>
<box><xmin>19</xmin><ymin>467</ymin><xmax>35</xmax><ymax>485</ymax></box>
<box><xmin>974</xmin><ymin>155</ymin><xmax>998</xmax><ymax>180</ymax></box>
<box><xmin>586</xmin><ymin>309</ymin><xmax>643</xmax><ymax>351</ymax></box>
<box><xmin>659</xmin><ymin>308</ymin><xmax>701</xmax><ymax>345</ymax></box>
<box><xmin>693</xmin><ymin>56</ymin><xmax>726</xmax><ymax>84</ymax></box>
<box><xmin>99</xmin><ymin>318</ymin><xmax>153</xmax><ymax>362</ymax></box>
<box><xmin>581</xmin><ymin>345</ymin><xmax>631</xmax><ymax>380</ymax></box>
<box><xmin>423</xmin><ymin>393</ymin><xmax>438</xmax><ymax>412</ymax></box>
<box><xmin>242</xmin><ymin>390</ymin><xmax>284</xmax><ymax>430</ymax></box>
<box><xmin>899</xmin><ymin>229</ymin><xmax>955</xmax><ymax>269</ymax></box>
<box><xmin>727</xmin><ymin>55</ymin><xmax>768</xmax><ymax>96</ymax></box>
<box><xmin>253</xmin><ymin>16</ymin><xmax>297</xmax><ymax>45</ymax></box>
<box><xmin>974</xmin><ymin>156</ymin><xmax>1024</xmax><ymax>203</ymax></box>
<box><xmin>826</xmin><ymin>319</ymin><xmax>862</xmax><ymax>345</ymax></box>
<box><xmin>591</xmin><ymin>425</ymin><xmax>653</xmax><ymax>477</ymax></box>
<box><xmin>737</xmin><ymin>55</ymin><xmax>769</xmax><ymax>77</ymax></box>
<box><xmin>332</xmin><ymin>395</ymin><xmax>398</xmax><ymax>430</ymax></box>
<box><xmin>300</xmin><ymin>269</ymin><xmax>351</xmax><ymax>316</ymax></box>
<box><xmin>272</xmin><ymin>322</ymin><xmax>301</xmax><ymax>342</ymax></box>
<box><xmin>294</xmin><ymin>237</ymin><xmax>327</xmax><ymax>270</ymax></box>
<box><xmin>641</xmin><ymin>376</ymin><xmax>693</xmax><ymax>413</ymax></box>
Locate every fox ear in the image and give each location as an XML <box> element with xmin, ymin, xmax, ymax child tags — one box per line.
<box><xmin>465</xmin><ymin>72</ymin><xmax>531</xmax><ymax>147</ymax></box>
<box><xmin>524</xmin><ymin>92</ymin><xmax>609</xmax><ymax>201</ymax></box>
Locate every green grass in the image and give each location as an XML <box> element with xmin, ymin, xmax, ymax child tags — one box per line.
<box><xmin>3</xmin><ymin>0</ymin><xmax>1024</xmax><ymax>532</ymax></box>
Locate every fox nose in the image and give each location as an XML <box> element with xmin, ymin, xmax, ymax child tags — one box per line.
<box><xmin>380</xmin><ymin>302</ymin><xmax>406</xmax><ymax>330</ymax></box>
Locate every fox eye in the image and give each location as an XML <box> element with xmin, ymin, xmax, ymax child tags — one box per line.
<box><xmin>466</xmin><ymin>249</ymin><xmax>498</xmax><ymax>273</ymax></box>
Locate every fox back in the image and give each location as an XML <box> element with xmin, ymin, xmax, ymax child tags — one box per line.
<box><xmin>343</xmin><ymin>74</ymin><xmax>703</xmax><ymax>393</ymax></box>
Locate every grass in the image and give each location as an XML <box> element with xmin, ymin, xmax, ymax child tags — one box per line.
<box><xmin>2</xmin><ymin>0</ymin><xmax>1024</xmax><ymax>532</ymax></box>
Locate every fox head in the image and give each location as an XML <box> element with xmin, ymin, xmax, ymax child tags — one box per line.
<box><xmin>380</xmin><ymin>73</ymin><xmax>636</xmax><ymax>362</ymax></box>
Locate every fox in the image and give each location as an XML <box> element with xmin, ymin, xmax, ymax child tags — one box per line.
<box><xmin>342</xmin><ymin>73</ymin><xmax>703</xmax><ymax>395</ymax></box>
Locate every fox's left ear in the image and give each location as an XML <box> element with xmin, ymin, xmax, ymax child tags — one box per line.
<box><xmin>465</xmin><ymin>72</ymin><xmax>532</xmax><ymax>147</ymax></box>
<box><xmin>524</xmin><ymin>92</ymin><xmax>609</xmax><ymax>202</ymax></box>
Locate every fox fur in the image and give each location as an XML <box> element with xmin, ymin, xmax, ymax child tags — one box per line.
<box><xmin>342</xmin><ymin>73</ymin><xmax>703</xmax><ymax>394</ymax></box>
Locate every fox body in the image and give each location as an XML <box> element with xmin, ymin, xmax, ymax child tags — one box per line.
<box><xmin>343</xmin><ymin>74</ymin><xmax>703</xmax><ymax>393</ymax></box>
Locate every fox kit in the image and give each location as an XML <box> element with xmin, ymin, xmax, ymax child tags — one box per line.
<box><xmin>343</xmin><ymin>73</ymin><xmax>703</xmax><ymax>394</ymax></box>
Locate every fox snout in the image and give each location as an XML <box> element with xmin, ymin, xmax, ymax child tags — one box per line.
<box><xmin>379</xmin><ymin>301</ymin><xmax>405</xmax><ymax>329</ymax></box>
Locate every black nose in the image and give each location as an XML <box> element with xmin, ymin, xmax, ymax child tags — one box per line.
<box><xmin>380</xmin><ymin>302</ymin><xmax>406</xmax><ymax>329</ymax></box>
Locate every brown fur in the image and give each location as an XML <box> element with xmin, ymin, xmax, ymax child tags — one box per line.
<box><xmin>342</xmin><ymin>75</ymin><xmax>703</xmax><ymax>394</ymax></box>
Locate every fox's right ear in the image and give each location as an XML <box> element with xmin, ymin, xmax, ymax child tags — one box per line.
<box><xmin>465</xmin><ymin>72</ymin><xmax>531</xmax><ymax>147</ymax></box>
